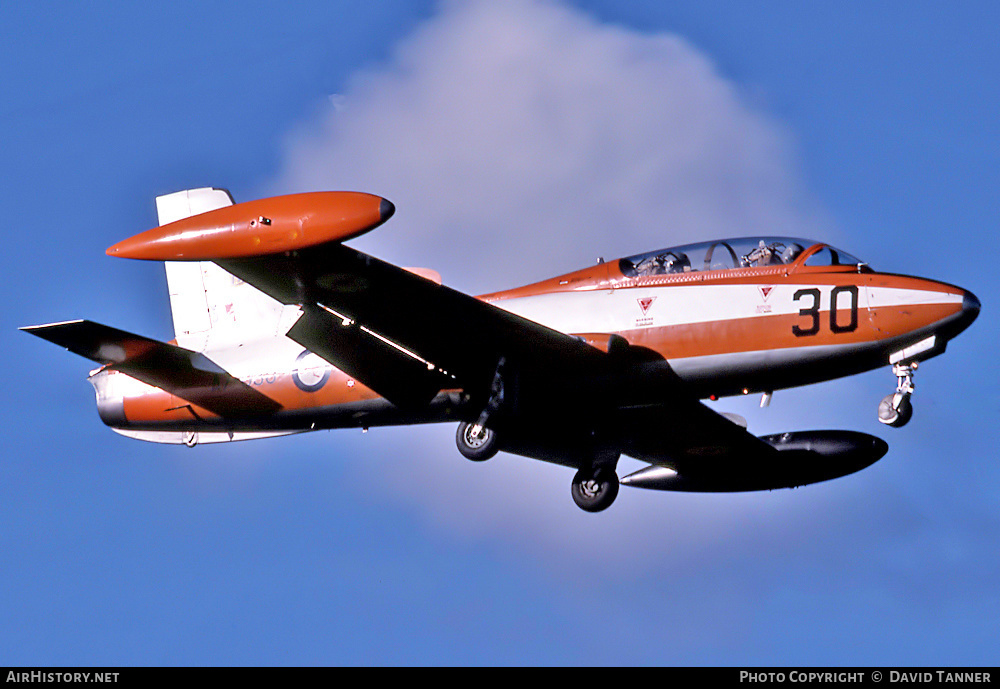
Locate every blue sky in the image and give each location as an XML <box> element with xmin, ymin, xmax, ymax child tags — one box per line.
<box><xmin>2</xmin><ymin>0</ymin><xmax>997</xmax><ymax>665</ymax></box>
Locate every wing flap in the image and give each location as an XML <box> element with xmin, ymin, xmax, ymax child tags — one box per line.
<box><xmin>286</xmin><ymin>305</ymin><xmax>450</xmax><ymax>408</ymax></box>
<box><xmin>21</xmin><ymin>320</ymin><xmax>281</xmax><ymax>417</ymax></box>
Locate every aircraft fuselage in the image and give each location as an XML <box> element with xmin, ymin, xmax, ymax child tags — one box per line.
<box><xmin>88</xmin><ymin>237</ymin><xmax>978</xmax><ymax>443</ymax></box>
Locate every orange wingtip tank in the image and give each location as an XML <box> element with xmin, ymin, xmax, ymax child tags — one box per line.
<box><xmin>107</xmin><ymin>192</ymin><xmax>395</xmax><ymax>260</ymax></box>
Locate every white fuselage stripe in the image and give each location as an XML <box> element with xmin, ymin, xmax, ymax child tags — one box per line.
<box><xmin>492</xmin><ymin>284</ymin><xmax>960</xmax><ymax>337</ymax></box>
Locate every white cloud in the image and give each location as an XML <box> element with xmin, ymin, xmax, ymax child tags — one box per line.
<box><xmin>272</xmin><ymin>0</ymin><xmax>831</xmax><ymax>294</ymax></box>
<box><xmin>269</xmin><ymin>0</ymin><xmax>845</xmax><ymax>573</ymax></box>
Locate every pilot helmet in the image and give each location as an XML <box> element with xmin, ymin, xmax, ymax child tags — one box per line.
<box><xmin>781</xmin><ymin>243</ymin><xmax>804</xmax><ymax>263</ymax></box>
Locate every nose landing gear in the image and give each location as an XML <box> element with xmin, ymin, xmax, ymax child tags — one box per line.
<box><xmin>878</xmin><ymin>362</ymin><xmax>917</xmax><ymax>428</ymax></box>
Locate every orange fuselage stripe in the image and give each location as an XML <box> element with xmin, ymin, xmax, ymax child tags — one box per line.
<box><xmin>117</xmin><ymin>262</ymin><xmax>965</xmax><ymax>425</ymax></box>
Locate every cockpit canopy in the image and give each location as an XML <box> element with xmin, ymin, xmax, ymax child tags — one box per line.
<box><xmin>618</xmin><ymin>237</ymin><xmax>864</xmax><ymax>278</ymax></box>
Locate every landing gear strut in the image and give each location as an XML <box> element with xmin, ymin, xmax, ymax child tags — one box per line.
<box><xmin>456</xmin><ymin>357</ymin><xmax>507</xmax><ymax>461</ymax></box>
<box><xmin>878</xmin><ymin>362</ymin><xmax>917</xmax><ymax>428</ymax></box>
<box><xmin>571</xmin><ymin>466</ymin><xmax>619</xmax><ymax>513</ymax></box>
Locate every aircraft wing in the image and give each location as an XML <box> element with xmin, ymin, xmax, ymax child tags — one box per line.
<box><xmin>618</xmin><ymin>400</ymin><xmax>778</xmax><ymax>468</ymax></box>
<box><xmin>218</xmin><ymin>243</ymin><xmax>779</xmax><ymax>468</ymax></box>
<box><xmin>218</xmin><ymin>243</ymin><xmax>610</xmax><ymax>409</ymax></box>
<box><xmin>21</xmin><ymin>320</ymin><xmax>281</xmax><ymax>417</ymax></box>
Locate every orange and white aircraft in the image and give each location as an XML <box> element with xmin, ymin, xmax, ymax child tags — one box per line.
<box><xmin>23</xmin><ymin>188</ymin><xmax>980</xmax><ymax>511</ymax></box>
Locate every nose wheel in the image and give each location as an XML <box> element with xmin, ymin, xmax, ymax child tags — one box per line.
<box><xmin>878</xmin><ymin>362</ymin><xmax>916</xmax><ymax>428</ymax></box>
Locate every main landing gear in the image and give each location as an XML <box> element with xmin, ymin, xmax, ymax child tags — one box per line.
<box><xmin>455</xmin><ymin>421</ymin><xmax>621</xmax><ymax>512</ymax></box>
<box><xmin>455</xmin><ymin>356</ymin><xmax>506</xmax><ymax>462</ymax></box>
<box><xmin>878</xmin><ymin>362</ymin><xmax>917</xmax><ymax>428</ymax></box>
<box><xmin>571</xmin><ymin>465</ymin><xmax>619</xmax><ymax>513</ymax></box>
<box><xmin>456</xmin><ymin>421</ymin><xmax>499</xmax><ymax>461</ymax></box>
<box><xmin>455</xmin><ymin>355</ymin><xmax>622</xmax><ymax>512</ymax></box>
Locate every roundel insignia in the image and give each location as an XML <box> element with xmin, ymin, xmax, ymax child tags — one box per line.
<box><xmin>292</xmin><ymin>349</ymin><xmax>331</xmax><ymax>393</ymax></box>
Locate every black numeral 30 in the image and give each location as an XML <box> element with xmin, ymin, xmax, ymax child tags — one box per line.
<box><xmin>792</xmin><ymin>286</ymin><xmax>858</xmax><ymax>337</ymax></box>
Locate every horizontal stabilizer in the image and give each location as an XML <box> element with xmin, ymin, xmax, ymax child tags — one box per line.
<box><xmin>21</xmin><ymin>320</ymin><xmax>281</xmax><ymax>417</ymax></box>
<box><xmin>112</xmin><ymin>428</ymin><xmax>301</xmax><ymax>445</ymax></box>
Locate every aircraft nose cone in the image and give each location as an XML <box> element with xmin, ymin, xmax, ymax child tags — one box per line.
<box><xmin>379</xmin><ymin>197</ymin><xmax>395</xmax><ymax>223</ymax></box>
<box><xmin>945</xmin><ymin>288</ymin><xmax>981</xmax><ymax>339</ymax></box>
<box><xmin>963</xmin><ymin>289</ymin><xmax>981</xmax><ymax>319</ymax></box>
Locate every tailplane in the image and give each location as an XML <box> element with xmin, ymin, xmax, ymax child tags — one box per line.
<box><xmin>20</xmin><ymin>319</ymin><xmax>281</xmax><ymax>418</ymax></box>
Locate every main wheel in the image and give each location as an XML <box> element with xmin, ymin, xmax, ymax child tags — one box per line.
<box><xmin>456</xmin><ymin>421</ymin><xmax>499</xmax><ymax>461</ymax></box>
<box><xmin>878</xmin><ymin>393</ymin><xmax>913</xmax><ymax>428</ymax></box>
<box><xmin>571</xmin><ymin>467</ymin><xmax>619</xmax><ymax>513</ymax></box>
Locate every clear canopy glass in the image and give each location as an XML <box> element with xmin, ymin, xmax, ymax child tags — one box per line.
<box><xmin>617</xmin><ymin>237</ymin><xmax>864</xmax><ymax>277</ymax></box>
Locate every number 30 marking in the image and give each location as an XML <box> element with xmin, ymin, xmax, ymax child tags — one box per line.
<box><xmin>792</xmin><ymin>286</ymin><xmax>858</xmax><ymax>337</ymax></box>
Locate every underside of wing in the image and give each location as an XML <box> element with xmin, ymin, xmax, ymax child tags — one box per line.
<box><xmin>620</xmin><ymin>399</ymin><xmax>777</xmax><ymax>467</ymax></box>
<box><xmin>218</xmin><ymin>243</ymin><xmax>610</xmax><ymax>410</ymax></box>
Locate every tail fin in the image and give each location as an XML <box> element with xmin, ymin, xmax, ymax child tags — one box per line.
<box><xmin>156</xmin><ymin>188</ymin><xmax>297</xmax><ymax>351</ymax></box>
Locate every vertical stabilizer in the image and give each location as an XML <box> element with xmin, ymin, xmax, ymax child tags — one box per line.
<box><xmin>156</xmin><ymin>188</ymin><xmax>296</xmax><ymax>352</ymax></box>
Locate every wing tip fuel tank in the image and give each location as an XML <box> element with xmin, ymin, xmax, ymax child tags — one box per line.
<box><xmin>620</xmin><ymin>430</ymin><xmax>889</xmax><ymax>492</ymax></box>
<box><xmin>107</xmin><ymin>192</ymin><xmax>394</xmax><ymax>261</ymax></box>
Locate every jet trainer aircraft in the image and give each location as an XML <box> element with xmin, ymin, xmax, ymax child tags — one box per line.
<box><xmin>23</xmin><ymin>188</ymin><xmax>980</xmax><ymax>511</ymax></box>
